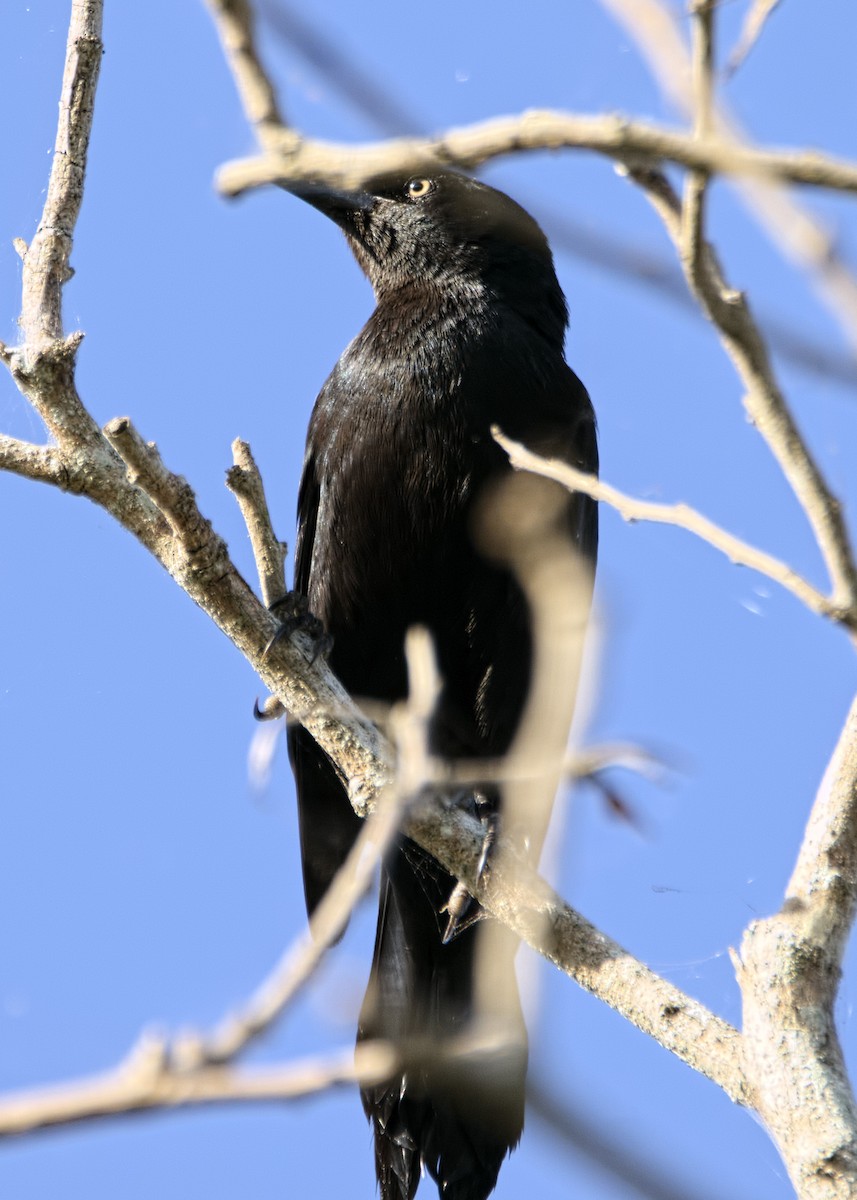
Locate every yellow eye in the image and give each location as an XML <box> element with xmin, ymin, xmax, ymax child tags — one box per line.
<box><xmin>406</xmin><ymin>177</ymin><xmax>433</xmax><ymax>200</ymax></box>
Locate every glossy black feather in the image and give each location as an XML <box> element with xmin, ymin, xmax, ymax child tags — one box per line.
<box><xmin>285</xmin><ymin>171</ymin><xmax>597</xmax><ymax>1200</ymax></box>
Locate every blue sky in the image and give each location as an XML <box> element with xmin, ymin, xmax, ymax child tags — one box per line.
<box><xmin>2</xmin><ymin>2</ymin><xmax>857</xmax><ymax>1198</ymax></box>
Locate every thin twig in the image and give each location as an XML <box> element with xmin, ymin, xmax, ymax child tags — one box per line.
<box><xmin>681</xmin><ymin>0</ymin><xmax>715</xmax><ymax>276</ymax></box>
<box><xmin>18</xmin><ymin>4</ymin><xmax>102</xmax><ymax>353</ymax></box>
<box><xmin>494</xmin><ymin>430</ymin><xmax>853</xmax><ymax>629</ymax></box>
<box><xmin>725</xmin><ymin>0</ymin><xmax>783</xmax><ymax>79</ymax></box>
<box><xmin>226</xmin><ymin>438</ymin><xmax>288</xmax><ymax>608</ymax></box>
<box><xmin>0</xmin><ymin>0</ymin><xmax>157</xmax><ymax>535</ymax></box>
<box><xmin>204</xmin><ymin>0</ymin><xmax>295</xmax><ymax>153</ymax></box>
<box><xmin>469</xmin><ymin>471</ymin><xmax>595</xmax><ymax>1039</ymax></box>
<box><xmin>690</xmin><ymin>1</ymin><xmax>715</xmax><ymax>141</ymax></box>
<box><xmin>4</xmin><ymin>0</ymin><xmax>106</xmax><ymax>454</ymax></box>
<box><xmin>103</xmin><ymin>417</ymin><xmax>230</xmax><ymax>581</ymax></box>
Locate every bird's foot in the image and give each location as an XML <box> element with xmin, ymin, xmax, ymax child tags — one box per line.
<box><xmin>253</xmin><ymin>695</ymin><xmax>286</xmax><ymax>722</ymax></box>
<box><xmin>264</xmin><ymin>591</ymin><xmax>333</xmax><ymax>664</ymax></box>
<box><xmin>441</xmin><ymin>791</ymin><xmax>496</xmax><ymax>943</ymax></box>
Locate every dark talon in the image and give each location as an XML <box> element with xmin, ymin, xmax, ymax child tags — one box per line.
<box><xmin>442</xmin><ymin>882</ymin><xmax>474</xmax><ymax>944</ymax></box>
<box><xmin>474</xmin><ymin>791</ymin><xmax>497</xmax><ymax>884</ymax></box>
<box><xmin>306</xmin><ymin>629</ymin><xmax>334</xmax><ymax>664</ymax></box>
<box><xmin>440</xmin><ymin>790</ymin><xmax>497</xmax><ymax>942</ymax></box>
<box><xmin>263</xmin><ymin>590</ymin><xmax>333</xmax><ymax>663</ymax></box>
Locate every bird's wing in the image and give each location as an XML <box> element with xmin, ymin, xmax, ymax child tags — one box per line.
<box><xmin>288</xmin><ymin>442</ymin><xmax>362</xmax><ymax>917</ymax></box>
<box><xmin>567</xmin><ymin>390</ymin><xmax>599</xmax><ymax>570</ymax></box>
<box><xmin>293</xmin><ymin>442</ymin><xmax>319</xmax><ymax>597</ymax></box>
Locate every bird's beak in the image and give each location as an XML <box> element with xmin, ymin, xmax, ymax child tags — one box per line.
<box><xmin>282</xmin><ymin>180</ymin><xmax>376</xmax><ymax>229</ymax></box>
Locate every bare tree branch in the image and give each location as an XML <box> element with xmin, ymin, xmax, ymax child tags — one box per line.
<box><xmin>689</xmin><ymin>1</ymin><xmax>715</xmax><ymax>140</ymax></box>
<box><xmin>738</xmin><ymin>694</ymin><xmax>857</xmax><ymax>1197</ymax></box>
<box><xmin>31</xmin><ymin>398</ymin><xmax>736</xmax><ymax>1098</ymax></box>
<box><xmin>788</xmin><ymin>692</ymin><xmax>857</xmax><ymax>939</ymax></box>
<box><xmin>725</xmin><ymin>0</ymin><xmax>783</xmax><ymax>79</ymax></box>
<box><xmin>3</xmin><ymin>0</ymin><xmax>394</xmax><ymax>859</ymax></box>
<box><xmin>400</xmin><ymin>785</ymin><xmax>746</xmax><ymax>1102</ymax></box>
<box><xmin>681</xmin><ymin>0</ymin><xmax>715</xmax><ymax>278</ymax></box>
<box><xmin>205</xmin><ymin>0</ymin><xmax>294</xmax><ymax>151</ymax></box>
<box><xmin>18</xmin><ymin>7</ymin><xmax>101</xmax><ymax>355</ymax></box>
<box><xmin>215</xmin><ymin>112</ymin><xmax>857</xmax><ymax>200</ymax></box>
<box><xmin>104</xmin><ymin>417</ymin><xmax>232</xmax><ymax>570</ymax></box>
<box><xmin>226</xmin><ymin>438</ymin><xmax>288</xmax><ymax>609</ymax></box>
<box><xmin>0</xmin><ymin>435</ymin><xmax>66</xmax><ymax>487</ymax></box>
<box><xmin>97</xmin><ymin>416</ymin><xmax>392</xmax><ymax>816</ymax></box>
<box><xmin>315</xmin><ymin>735</ymin><xmax>665</xmax><ymax>796</ymax></box>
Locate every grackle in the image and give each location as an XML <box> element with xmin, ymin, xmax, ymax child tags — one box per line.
<box><xmin>283</xmin><ymin>170</ymin><xmax>597</xmax><ymax>1200</ymax></box>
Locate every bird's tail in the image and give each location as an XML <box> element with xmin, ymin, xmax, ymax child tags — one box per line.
<box><xmin>358</xmin><ymin>841</ymin><xmax>526</xmax><ymax>1200</ymax></box>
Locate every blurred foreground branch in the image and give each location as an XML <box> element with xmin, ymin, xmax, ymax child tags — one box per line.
<box><xmin>0</xmin><ymin>1038</ymin><xmax>398</xmax><ymax>1138</ymax></box>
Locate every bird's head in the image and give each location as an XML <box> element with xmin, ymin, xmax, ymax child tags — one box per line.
<box><xmin>284</xmin><ymin>170</ymin><xmax>568</xmax><ymax>345</ymax></box>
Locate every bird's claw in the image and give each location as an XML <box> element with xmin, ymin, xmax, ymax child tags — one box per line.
<box><xmin>441</xmin><ymin>791</ymin><xmax>497</xmax><ymax>943</ymax></box>
<box><xmin>474</xmin><ymin>794</ymin><xmax>497</xmax><ymax>883</ymax></box>
<box><xmin>253</xmin><ymin>696</ymin><xmax>286</xmax><ymax>722</ymax></box>
<box><xmin>264</xmin><ymin>591</ymin><xmax>333</xmax><ymax>664</ymax></box>
<box><xmin>442</xmin><ymin>881</ymin><xmax>474</xmax><ymax>944</ymax></box>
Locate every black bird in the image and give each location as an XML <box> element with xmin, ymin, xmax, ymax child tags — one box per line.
<box><xmin>284</xmin><ymin>170</ymin><xmax>597</xmax><ymax>1199</ymax></box>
